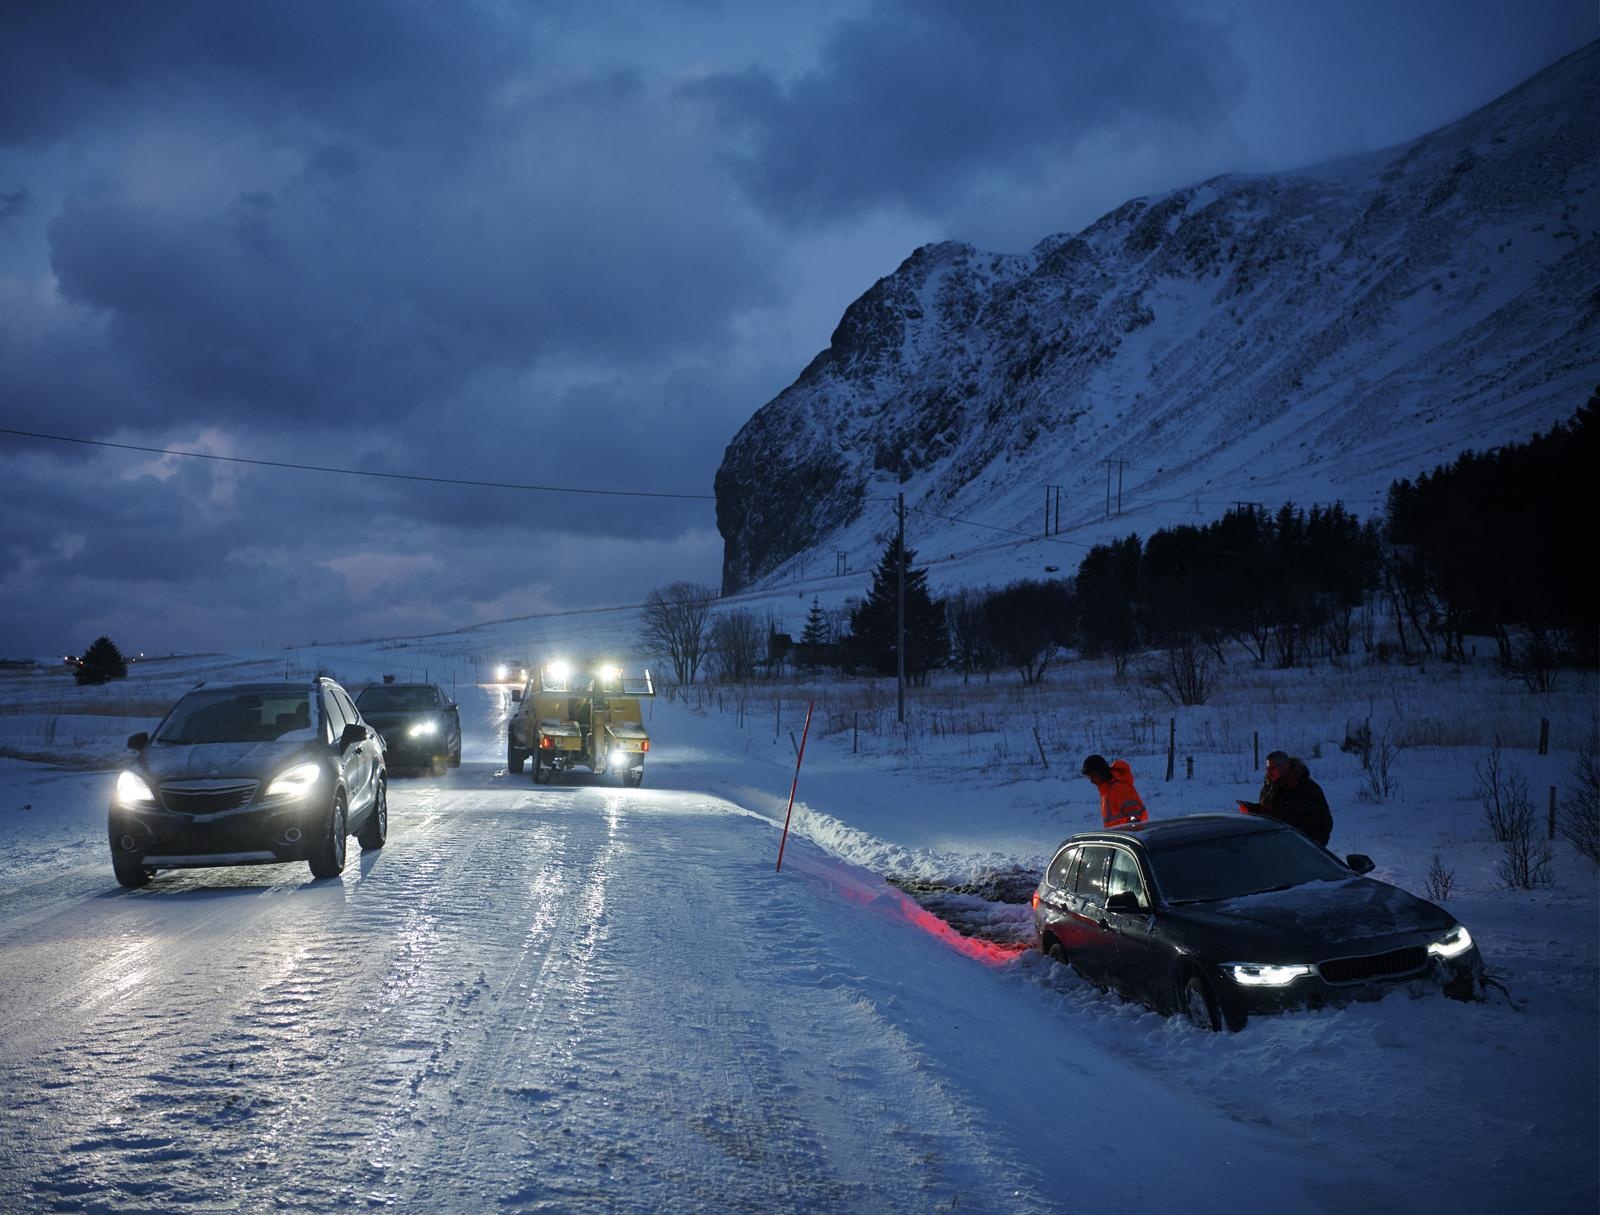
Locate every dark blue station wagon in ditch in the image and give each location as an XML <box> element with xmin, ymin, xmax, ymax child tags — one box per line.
<box><xmin>108</xmin><ymin>678</ymin><xmax>388</xmax><ymax>887</ymax></box>
<box><xmin>1032</xmin><ymin>814</ymin><xmax>1482</xmax><ymax>1031</ymax></box>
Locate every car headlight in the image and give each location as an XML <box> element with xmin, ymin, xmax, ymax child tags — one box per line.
<box><xmin>494</xmin><ymin>664</ymin><xmax>509</xmax><ymax>682</ymax></box>
<box><xmin>1428</xmin><ymin>925</ymin><xmax>1474</xmax><ymax>959</ymax></box>
<box><xmin>265</xmin><ymin>762</ymin><xmax>322</xmax><ymax>799</ymax></box>
<box><xmin>408</xmin><ymin>720</ymin><xmax>439</xmax><ymax>738</ymax></box>
<box><xmin>1223</xmin><ymin>962</ymin><xmax>1315</xmax><ymax>987</ymax></box>
<box><xmin>115</xmin><ymin>771</ymin><xmax>156</xmax><ymax>808</ymax></box>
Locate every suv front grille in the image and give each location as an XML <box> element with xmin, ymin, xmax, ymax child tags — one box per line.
<box><xmin>159</xmin><ymin>780</ymin><xmax>260</xmax><ymax>815</ymax></box>
<box><xmin>1318</xmin><ymin>946</ymin><xmax>1427</xmax><ymax>985</ymax></box>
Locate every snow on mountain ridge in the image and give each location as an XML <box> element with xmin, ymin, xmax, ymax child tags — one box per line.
<box><xmin>716</xmin><ymin>40</ymin><xmax>1600</xmax><ymax>597</ymax></box>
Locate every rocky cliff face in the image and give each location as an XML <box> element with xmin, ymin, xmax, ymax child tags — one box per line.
<box><xmin>715</xmin><ymin>41</ymin><xmax>1600</xmax><ymax>595</ymax></box>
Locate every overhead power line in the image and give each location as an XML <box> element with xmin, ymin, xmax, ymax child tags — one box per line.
<box><xmin>0</xmin><ymin>427</ymin><xmax>717</xmax><ymax>501</ymax></box>
<box><xmin>906</xmin><ymin>504</ymin><xmax>1094</xmax><ymax>549</ymax></box>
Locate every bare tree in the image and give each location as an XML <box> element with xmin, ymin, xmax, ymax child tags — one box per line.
<box><xmin>1141</xmin><ymin>636</ymin><xmax>1220</xmax><ymax>706</ymax></box>
<box><xmin>1423</xmin><ymin>852</ymin><xmax>1457</xmax><ymax>902</ymax></box>
<box><xmin>641</xmin><ymin>581</ymin><xmax>717</xmax><ymax>685</ymax></box>
<box><xmin>1559</xmin><ymin>742</ymin><xmax>1600</xmax><ymax>866</ymax></box>
<box><xmin>709</xmin><ymin>608</ymin><xmax>765</xmax><ymax>683</ymax></box>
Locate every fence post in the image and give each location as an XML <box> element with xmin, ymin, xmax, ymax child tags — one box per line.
<box><xmin>1166</xmin><ymin>718</ymin><xmax>1176</xmax><ymax>781</ymax></box>
<box><xmin>1186</xmin><ymin>756</ymin><xmax>1194</xmax><ymax>780</ymax></box>
<box><xmin>1538</xmin><ymin>718</ymin><xmax>1550</xmax><ymax>756</ymax></box>
<box><xmin>853</xmin><ymin>711</ymin><xmax>858</xmax><ymax>754</ymax></box>
<box><xmin>1032</xmin><ymin>725</ymin><xmax>1049</xmax><ymax>770</ymax></box>
<box><xmin>1253</xmin><ymin>731</ymin><xmax>1259</xmax><ymax>770</ymax></box>
<box><xmin>776</xmin><ymin>700</ymin><xmax>816</xmax><ymax>873</ymax></box>
<box><xmin>1549</xmin><ymin>786</ymin><xmax>1558</xmax><ymax>840</ymax></box>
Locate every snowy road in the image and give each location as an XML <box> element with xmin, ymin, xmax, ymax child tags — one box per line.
<box><xmin>0</xmin><ymin>772</ymin><xmax>1002</xmax><ymax>1211</ymax></box>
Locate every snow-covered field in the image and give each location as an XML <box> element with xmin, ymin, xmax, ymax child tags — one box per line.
<box><xmin>0</xmin><ymin>611</ymin><xmax>1595</xmax><ymax>1213</ymax></box>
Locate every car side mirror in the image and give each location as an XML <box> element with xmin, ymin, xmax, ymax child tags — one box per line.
<box><xmin>339</xmin><ymin>722</ymin><xmax>367</xmax><ymax>749</ymax></box>
<box><xmin>1346</xmin><ymin>853</ymin><xmax>1376</xmax><ymax>875</ymax></box>
<box><xmin>1105</xmin><ymin>890</ymin><xmax>1143</xmax><ymax>913</ymax></box>
<box><xmin>127</xmin><ymin>731</ymin><xmax>149</xmax><ymax>751</ymax></box>
<box><xmin>511</xmin><ymin>689</ymin><xmax>522</xmax><ymax>703</ymax></box>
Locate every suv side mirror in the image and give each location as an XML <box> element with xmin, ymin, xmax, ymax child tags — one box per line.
<box><xmin>1346</xmin><ymin>853</ymin><xmax>1376</xmax><ymax>875</ymax></box>
<box><xmin>1105</xmin><ymin>890</ymin><xmax>1143</xmax><ymax>913</ymax></box>
<box><xmin>339</xmin><ymin>722</ymin><xmax>367</xmax><ymax>749</ymax></box>
<box><xmin>127</xmin><ymin>731</ymin><xmax>149</xmax><ymax>751</ymax></box>
<box><xmin>511</xmin><ymin>689</ymin><xmax>522</xmax><ymax>703</ymax></box>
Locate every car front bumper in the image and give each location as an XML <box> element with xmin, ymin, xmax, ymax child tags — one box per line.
<box><xmin>109</xmin><ymin>796</ymin><xmax>332</xmax><ymax>867</ymax></box>
<box><xmin>1216</xmin><ymin>947</ymin><xmax>1485</xmax><ymax>1022</ymax></box>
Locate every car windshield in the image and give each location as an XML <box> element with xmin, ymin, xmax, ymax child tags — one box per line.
<box><xmin>155</xmin><ymin>690</ymin><xmax>315</xmax><ymax>744</ymax></box>
<box><xmin>356</xmin><ymin>687</ymin><xmax>437</xmax><ymax>712</ymax></box>
<box><xmin>1150</xmin><ymin>831</ymin><xmax>1351</xmax><ymax>903</ymax></box>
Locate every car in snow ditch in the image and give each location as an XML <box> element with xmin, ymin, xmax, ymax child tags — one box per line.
<box><xmin>354</xmin><ymin>680</ymin><xmax>461</xmax><ymax>774</ymax></box>
<box><xmin>1031</xmin><ymin>814</ymin><xmax>1482</xmax><ymax>1031</ymax></box>
<box><xmin>108</xmin><ymin>678</ymin><xmax>388</xmax><ymax>887</ymax></box>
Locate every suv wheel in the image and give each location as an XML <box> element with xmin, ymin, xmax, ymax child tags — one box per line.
<box><xmin>308</xmin><ymin>794</ymin><xmax>348</xmax><ymax>879</ymax></box>
<box><xmin>112</xmin><ymin>850</ymin><xmax>151</xmax><ymax>889</ymax></box>
<box><xmin>357</xmin><ymin>778</ymin><xmax>388</xmax><ymax>851</ymax></box>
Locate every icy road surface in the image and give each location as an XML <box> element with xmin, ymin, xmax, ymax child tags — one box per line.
<box><xmin>0</xmin><ymin>764</ymin><xmax>1338</xmax><ymax>1214</ymax></box>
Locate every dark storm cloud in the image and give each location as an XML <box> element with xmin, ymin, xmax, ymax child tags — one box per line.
<box><xmin>688</xmin><ymin>0</ymin><xmax>1244</xmax><ymax>226</ymax></box>
<box><xmin>0</xmin><ymin>0</ymin><xmax>511</xmax><ymax>149</ymax></box>
<box><xmin>0</xmin><ymin>185</ymin><xmax>29</xmax><ymax>227</ymax></box>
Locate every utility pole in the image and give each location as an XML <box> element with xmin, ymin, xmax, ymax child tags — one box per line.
<box><xmin>1117</xmin><ymin>458</ymin><xmax>1125</xmax><ymax>516</ymax></box>
<box><xmin>1045</xmin><ymin>484</ymin><xmax>1063</xmax><ymax>536</ymax></box>
<box><xmin>835</xmin><ymin>550</ymin><xmax>848</xmax><ymax>576</ymax></box>
<box><xmin>896</xmin><ymin>492</ymin><xmax>906</xmax><ymax>725</ymax></box>
<box><xmin>1105</xmin><ymin>460</ymin><xmax>1112</xmax><ymax>518</ymax></box>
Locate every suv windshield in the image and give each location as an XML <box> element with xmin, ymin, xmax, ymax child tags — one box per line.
<box><xmin>356</xmin><ymin>686</ymin><xmax>436</xmax><ymax>712</ymax></box>
<box><xmin>1150</xmin><ymin>831</ymin><xmax>1350</xmax><ymax>903</ymax></box>
<box><xmin>155</xmin><ymin>689</ymin><xmax>315</xmax><ymax>744</ymax></box>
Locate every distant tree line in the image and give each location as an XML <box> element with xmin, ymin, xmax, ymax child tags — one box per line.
<box><xmin>650</xmin><ymin>395</ymin><xmax>1595</xmax><ymax>692</ymax></box>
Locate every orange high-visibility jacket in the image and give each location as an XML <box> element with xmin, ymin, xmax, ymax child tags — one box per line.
<box><xmin>1099</xmin><ymin>759</ymin><xmax>1148</xmax><ymax>828</ymax></box>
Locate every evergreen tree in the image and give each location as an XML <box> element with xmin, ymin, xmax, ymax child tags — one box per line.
<box><xmin>75</xmin><ymin>636</ymin><xmax>128</xmax><ymax>686</ymax></box>
<box><xmin>848</xmin><ymin>537</ymin><xmax>945</xmax><ymax>683</ymax></box>
<box><xmin>799</xmin><ymin>597</ymin><xmax>829</xmax><ymax>672</ymax></box>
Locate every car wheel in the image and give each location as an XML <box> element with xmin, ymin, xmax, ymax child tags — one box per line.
<box><xmin>1177</xmin><ymin>968</ymin><xmax>1222</xmax><ymax>1032</ymax></box>
<box><xmin>112</xmin><ymin>849</ymin><xmax>151</xmax><ymax>889</ymax></box>
<box><xmin>507</xmin><ymin>741</ymin><xmax>526</xmax><ymax>774</ymax></box>
<box><xmin>624</xmin><ymin>766</ymin><xmax>643</xmax><ymax>788</ymax></box>
<box><xmin>308</xmin><ymin>794</ymin><xmax>348</xmax><ymax>879</ymax></box>
<box><xmin>449</xmin><ymin>737</ymin><xmax>461</xmax><ymax>768</ymax></box>
<box><xmin>1046</xmin><ymin>938</ymin><xmax>1069</xmax><ymax>967</ymax></box>
<box><xmin>357</xmin><ymin>778</ymin><xmax>388</xmax><ymax>851</ymax></box>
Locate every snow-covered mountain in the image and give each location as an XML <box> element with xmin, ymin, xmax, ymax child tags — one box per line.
<box><xmin>716</xmin><ymin>41</ymin><xmax>1600</xmax><ymax>596</ymax></box>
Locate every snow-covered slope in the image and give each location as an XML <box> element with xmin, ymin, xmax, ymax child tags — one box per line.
<box><xmin>716</xmin><ymin>41</ymin><xmax>1600</xmax><ymax>594</ymax></box>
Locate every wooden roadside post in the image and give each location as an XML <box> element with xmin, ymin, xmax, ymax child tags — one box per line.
<box><xmin>776</xmin><ymin>700</ymin><xmax>816</xmax><ymax>873</ymax></box>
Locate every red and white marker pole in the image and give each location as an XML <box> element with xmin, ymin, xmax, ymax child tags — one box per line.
<box><xmin>775</xmin><ymin>699</ymin><xmax>815</xmax><ymax>873</ymax></box>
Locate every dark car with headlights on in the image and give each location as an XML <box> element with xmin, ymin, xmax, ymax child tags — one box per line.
<box><xmin>1032</xmin><ymin>814</ymin><xmax>1482</xmax><ymax>1031</ymax></box>
<box><xmin>355</xmin><ymin>682</ymin><xmax>461</xmax><ymax>774</ymax></box>
<box><xmin>109</xmin><ymin>678</ymin><xmax>387</xmax><ymax>888</ymax></box>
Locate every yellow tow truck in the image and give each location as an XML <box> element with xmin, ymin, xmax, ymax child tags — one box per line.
<box><xmin>506</xmin><ymin>661</ymin><xmax>655</xmax><ymax>786</ymax></box>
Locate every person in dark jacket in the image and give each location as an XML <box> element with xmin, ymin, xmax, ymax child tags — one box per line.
<box><xmin>1082</xmin><ymin>754</ymin><xmax>1148</xmax><ymax>829</ymax></box>
<box><xmin>1239</xmin><ymin>751</ymin><xmax>1333</xmax><ymax>847</ymax></box>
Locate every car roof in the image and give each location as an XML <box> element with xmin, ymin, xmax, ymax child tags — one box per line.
<box><xmin>183</xmin><ymin>681</ymin><xmax>319</xmax><ymax>695</ymax></box>
<box><xmin>359</xmin><ymin>682</ymin><xmax>438</xmax><ymax>691</ymax></box>
<box><xmin>1054</xmin><ymin>813</ymin><xmax>1288</xmax><ymax>854</ymax></box>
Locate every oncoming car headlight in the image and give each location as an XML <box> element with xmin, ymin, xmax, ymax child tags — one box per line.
<box><xmin>265</xmin><ymin>762</ymin><xmax>322</xmax><ymax>799</ymax></box>
<box><xmin>115</xmin><ymin>771</ymin><xmax>156</xmax><ymax>808</ymax></box>
<box><xmin>1427</xmin><ymin>925</ymin><xmax>1474</xmax><ymax>959</ymax></box>
<box><xmin>408</xmin><ymin>720</ymin><xmax>439</xmax><ymax>738</ymax></box>
<box><xmin>1223</xmin><ymin>962</ymin><xmax>1314</xmax><ymax>987</ymax></box>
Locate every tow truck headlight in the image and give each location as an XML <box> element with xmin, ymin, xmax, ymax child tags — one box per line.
<box><xmin>1428</xmin><ymin>925</ymin><xmax>1474</xmax><ymax>959</ymax></box>
<box><xmin>547</xmin><ymin>660</ymin><xmax>572</xmax><ymax>685</ymax></box>
<box><xmin>408</xmin><ymin>719</ymin><xmax>439</xmax><ymax>738</ymax></box>
<box><xmin>1223</xmin><ymin>962</ymin><xmax>1314</xmax><ymax>987</ymax></box>
<box><xmin>611</xmin><ymin>749</ymin><xmax>629</xmax><ymax>768</ymax></box>
<box><xmin>115</xmin><ymin>771</ymin><xmax>156</xmax><ymax>808</ymax></box>
<box><xmin>265</xmin><ymin>762</ymin><xmax>322</xmax><ymax>799</ymax></box>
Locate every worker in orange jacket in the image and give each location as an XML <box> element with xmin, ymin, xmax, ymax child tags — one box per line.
<box><xmin>1082</xmin><ymin>754</ymin><xmax>1148</xmax><ymax>828</ymax></box>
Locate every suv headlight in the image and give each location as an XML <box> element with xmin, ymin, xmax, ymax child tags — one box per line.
<box><xmin>1427</xmin><ymin>925</ymin><xmax>1474</xmax><ymax>959</ymax></box>
<box><xmin>408</xmin><ymin>719</ymin><xmax>439</xmax><ymax>738</ymax></box>
<box><xmin>265</xmin><ymin>762</ymin><xmax>322</xmax><ymax>799</ymax></box>
<box><xmin>115</xmin><ymin>771</ymin><xmax>156</xmax><ymax>808</ymax></box>
<box><xmin>1223</xmin><ymin>962</ymin><xmax>1314</xmax><ymax>987</ymax></box>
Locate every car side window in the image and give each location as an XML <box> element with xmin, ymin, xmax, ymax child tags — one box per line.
<box><xmin>1074</xmin><ymin>846</ymin><xmax>1111</xmax><ymax>907</ymax></box>
<box><xmin>1107</xmin><ymin>848</ymin><xmax>1147</xmax><ymax>906</ymax></box>
<box><xmin>333</xmin><ymin>687</ymin><xmax>361</xmax><ymax>726</ymax></box>
<box><xmin>323</xmin><ymin>689</ymin><xmax>348</xmax><ymax>740</ymax></box>
<box><xmin>1046</xmin><ymin>846</ymin><xmax>1079</xmax><ymax>892</ymax></box>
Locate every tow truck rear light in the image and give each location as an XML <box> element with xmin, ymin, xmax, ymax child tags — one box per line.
<box><xmin>640</xmin><ymin>740</ymin><xmax>649</xmax><ymax>752</ymax></box>
<box><xmin>539</xmin><ymin>736</ymin><xmax>553</xmax><ymax>749</ymax></box>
